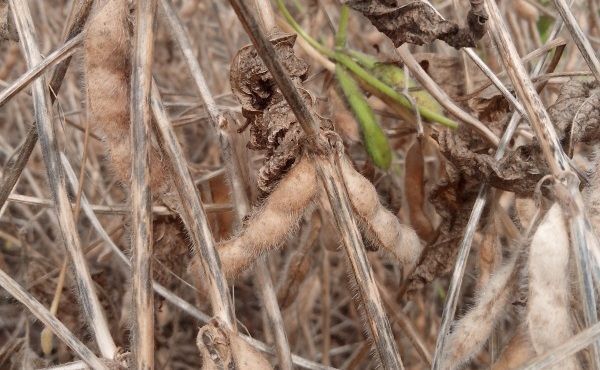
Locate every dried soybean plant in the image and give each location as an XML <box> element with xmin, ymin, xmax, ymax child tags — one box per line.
<box><xmin>3</xmin><ymin>0</ymin><xmax>600</xmax><ymax>369</ymax></box>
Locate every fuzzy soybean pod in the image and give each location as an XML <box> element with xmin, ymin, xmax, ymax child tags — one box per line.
<box><xmin>335</xmin><ymin>65</ymin><xmax>392</xmax><ymax>170</ymax></box>
<box><xmin>84</xmin><ymin>0</ymin><xmax>168</xmax><ymax>194</ymax></box>
<box><xmin>527</xmin><ymin>203</ymin><xmax>579</xmax><ymax>370</ymax></box>
<box><xmin>217</xmin><ymin>155</ymin><xmax>318</xmax><ymax>278</ymax></box>
<box><xmin>440</xmin><ymin>253</ymin><xmax>518</xmax><ymax>369</ymax></box>
<box><xmin>339</xmin><ymin>156</ymin><xmax>422</xmax><ymax>270</ymax></box>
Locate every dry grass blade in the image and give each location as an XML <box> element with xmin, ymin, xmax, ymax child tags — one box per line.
<box><xmin>228</xmin><ymin>0</ymin><xmax>404</xmax><ymax>367</ymax></box>
<box><xmin>130</xmin><ymin>0</ymin><xmax>158</xmax><ymax>367</ymax></box>
<box><xmin>8</xmin><ymin>0</ymin><xmax>116</xmax><ymax>359</ymax></box>
<box><xmin>484</xmin><ymin>0</ymin><xmax>600</xmax><ymax>366</ymax></box>
<box><xmin>150</xmin><ymin>82</ymin><xmax>235</xmax><ymax>329</ymax></box>
<box><xmin>0</xmin><ymin>268</ymin><xmax>108</xmax><ymax>370</ymax></box>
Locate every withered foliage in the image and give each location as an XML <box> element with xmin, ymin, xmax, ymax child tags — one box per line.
<box><xmin>345</xmin><ymin>0</ymin><xmax>487</xmax><ymax>48</ymax></box>
<box><xmin>230</xmin><ymin>33</ymin><xmax>332</xmax><ymax>196</ymax></box>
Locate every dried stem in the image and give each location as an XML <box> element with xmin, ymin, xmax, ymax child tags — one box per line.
<box><xmin>552</xmin><ymin>0</ymin><xmax>600</xmax><ymax>82</ymax></box>
<box><xmin>0</xmin><ymin>33</ymin><xmax>82</xmax><ymax>107</ymax></box>
<box><xmin>150</xmin><ymin>82</ymin><xmax>235</xmax><ymax>329</ymax></box>
<box><xmin>228</xmin><ymin>0</ymin><xmax>404</xmax><ymax>367</ymax></box>
<box><xmin>130</xmin><ymin>0</ymin><xmax>158</xmax><ymax>367</ymax></box>
<box><xmin>519</xmin><ymin>322</ymin><xmax>600</xmax><ymax>370</ymax></box>
<box><xmin>8</xmin><ymin>0</ymin><xmax>116</xmax><ymax>358</ymax></box>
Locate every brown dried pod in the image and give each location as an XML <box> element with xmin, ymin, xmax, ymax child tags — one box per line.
<box><xmin>405</xmin><ymin>139</ymin><xmax>435</xmax><ymax>242</ymax></box>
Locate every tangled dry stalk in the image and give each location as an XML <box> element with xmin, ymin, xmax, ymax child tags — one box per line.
<box><xmin>2</xmin><ymin>0</ymin><xmax>600</xmax><ymax>369</ymax></box>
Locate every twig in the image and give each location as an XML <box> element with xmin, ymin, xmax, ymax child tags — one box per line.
<box><xmin>0</xmin><ymin>33</ymin><xmax>82</xmax><ymax>107</ymax></box>
<box><xmin>519</xmin><ymin>321</ymin><xmax>600</xmax><ymax>370</ymax></box>
<box><xmin>0</xmin><ymin>268</ymin><xmax>108</xmax><ymax>370</ymax></box>
<box><xmin>130</xmin><ymin>0</ymin><xmax>158</xmax><ymax>367</ymax></box>
<box><xmin>9</xmin><ymin>0</ymin><xmax>117</xmax><ymax>359</ymax></box>
<box><xmin>552</xmin><ymin>0</ymin><xmax>600</xmax><ymax>82</ymax></box>
<box><xmin>395</xmin><ymin>46</ymin><xmax>500</xmax><ymax>147</ymax></box>
<box><xmin>150</xmin><ymin>82</ymin><xmax>235</xmax><ymax>329</ymax></box>
<box><xmin>6</xmin><ymin>193</ymin><xmax>230</xmax><ymax>214</ymax></box>
<box><xmin>227</xmin><ymin>1</ymin><xmax>405</xmax><ymax>367</ymax></box>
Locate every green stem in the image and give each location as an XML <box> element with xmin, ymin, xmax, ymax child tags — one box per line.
<box><xmin>335</xmin><ymin>5</ymin><xmax>350</xmax><ymax>48</ymax></box>
<box><xmin>275</xmin><ymin>0</ymin><xmax>458</xmax><ymax>129</ymax></box>
<box><xmin>335</xmin><ymin>52</ymin><xmax>458</xmax><ymax>128</ymax></box>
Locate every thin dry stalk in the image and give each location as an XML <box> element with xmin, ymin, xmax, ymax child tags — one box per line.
<box><xmin>484</xmin><ymin>0</ymin><xmax>600</xmax><ymax>365</ymax></box>
<box><xmin>552</xmin><ymin>0</ymin><xmax>600</xmax><ymax>82</ymax></box>
<box><xmin>130</xmin><ymin>0</ymin><xmax>158</xmax><ymax>367</ymax></box>
<box><xmin>0</xmin><ymin>268</ymin><xmax>108</xmax><ymax>370</ymax></box>
<box><xmin>8</xmin><ymin>0</ymin><xmax>116</xmax><ymax>358</ymax></box>
<box><xmin>150</xmin><ymin>82</ymin><xmax>235</xmax><ymax>329</ymax></box>
<box><xmin>430</xmin><ymin>13</ymin><xmax>569</xmax><ymax>370</ymax></box>
<box><xmin>159</xmin><ymin>2</ymin><xmax>293</xmax><ymax>366</ymax></box>
<box><xmin>0</xmin><ymin>33</ymin><xmax>82</xmax><ymax>107</ymax></box>
<box><xmin>395</xmin><ymin>45</ymin><xmax>499</xmax><ymax>147</ymax></box>
<box><xmin>228</xmin><ymin>0</ymin><xmax>404</xmax><ymax>367</ymax></box>
<box><xmin>519</xmin><ymin>322</ymin><xmax>600</xmax><ymax>370</ymax></box>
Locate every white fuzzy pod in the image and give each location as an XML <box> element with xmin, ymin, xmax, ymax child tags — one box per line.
<box><xmin>339</xmin><ymin>157</ymin><xmax>422</xmax><ymax>269</ymax></box>
<box><xmin>527</xmin><ymin>203</ymin><xmax>579</xmax><ymax>370</ymax></box>
<box><xmin>440</xmin><ymin>254</ymin><xmax>516</xmax><ymax>369</ymax></box>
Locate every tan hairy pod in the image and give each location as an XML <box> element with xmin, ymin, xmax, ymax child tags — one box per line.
<box><xmin>339</xmin><ymin>156</ymin><xmax>422</xmax><ymax>270</ymax></box>
<box><xmin>405</xmin><ymin>139</ymin><xmax>435</xmax><ymax>242</ymax></box>
<box><xmin>217</xmin><ymin>155</ymin><xmax>318</xmax><ymax>278</ymax></box>
<box><xmin>84</xmin><ymin>0</ymin><xmax>169</xmax><ymax>194</ymax></box>
<box><xmin>441</xmin><ymin>253</ymin><xmax>517</xmax><ymax>369</ymax></box>
<box><xmin>491</xmin><ymin>327</ymin><xmax>536</xmax><ymax>370</ymax></box>
<box><xmin>526</xmin><ymin>204</ymin><xmax>579</xmax><ymax>370</ymax></box>
<box><xmin>197</xmin><ymin>322</ymin><xmax>272</xmax><ymax>370</ymax></box>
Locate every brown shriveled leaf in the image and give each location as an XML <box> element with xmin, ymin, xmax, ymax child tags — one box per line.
<box><xmin>406</xmin><ymin>161</ymin><xmax>482</xmax><ymax>293</ymax></box>
<box><xmin>230</xmin><ymin>32</ymin><xmax>332</xmax><ymax>196</ymax></box>
<box><xmin>547</xmin><ymin>79</ymin><xmax>600</xmax><ymax>146</ymax></box>
<box><xmin>435</xmin><ymin>122</ymin><xmax>547</xmax><ymax>197</ymax></box>
<box><xmin>345</xmin><ymin>0</ymin><xmax>487</xmax><ymax>48</ymax></box>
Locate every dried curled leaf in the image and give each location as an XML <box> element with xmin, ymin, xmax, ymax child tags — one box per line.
<box><xmin>345</xmin><ymin>0</ymin><xmax>487</xmax><ymax>48</ymax></box>
<box><xmin>547</xmin><ymin>79</ymin><xmax>600</xmax><ymax>146</ymax></box>
<box><xmin>230</xmin><ymin>32</ymin><xmax>332</xmax><ymax>196</ymax></box>
<box><xmin>436</xmin><ymin>122</ymin><xmax>547</xmax><ymax>196</ymax></box>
